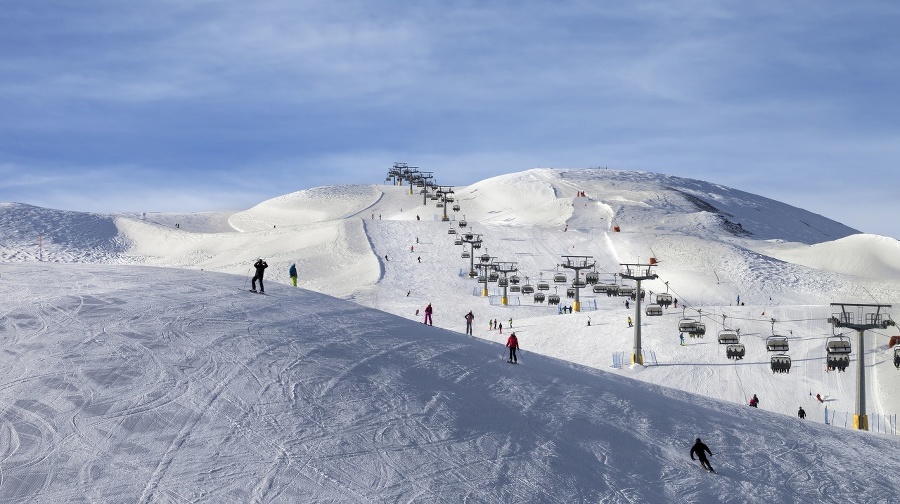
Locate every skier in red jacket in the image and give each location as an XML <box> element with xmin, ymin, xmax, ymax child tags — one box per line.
<box><xmin>424</xmin><ymin>303</ymin><xmax>433</xmax><ymax>325</ymax></box>
<box><xmin>506</xmin><ymin>333</ymin><xmax>519</xmax><ymax>363</ymax></box>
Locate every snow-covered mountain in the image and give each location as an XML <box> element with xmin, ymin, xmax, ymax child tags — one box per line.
<box><xmin>2</xmin><ymin>168</ymin><xmax>899</xmax><ymax>502</ymax></box>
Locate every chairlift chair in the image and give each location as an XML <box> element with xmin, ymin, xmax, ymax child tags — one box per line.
<box><xmin>533</xmin><ymin>292</ymin><xmax>546</xmax><ymax>303</ymax></box>
<box><xmin>548</xmin><ymin>293</ymin><xmax>561</xmax><ymax>305</ymax></box>
<box><xmin>488</xmin><ymin>272</ymin><xmax>499</xmax><ymax>283</ymax></box>
<box><xmin>566</xmin><ymin>288</ymin><xmax>575</xmax><ymax>299</ymax></box>
<box><xmin>825</xmin><ymin>335</ymin><xmax>851</xmax><ymax>355</ymax></box>
<box><xmin>618</xmin><ymin>285</ymin><xmax>634</xmax><ymax>297</ymax></box>
<box><xmin>453</xmin><ymin>204</ymin><xmax>461</xmax><ymax>212</ymax></box>
<box><xmin>458</xmin><ymin>219</ymin><xmax>467</xmax><ymax>227</ymax></box>
<box><xmin>717</xmin><ymin>331</ymin><xmax>739</xmax><ymax>345</ymax></box>
<box><xmin>678</xmin><ymin>319</ymin><xmax>697</xmax><ymax>333</ymax></box>
<box><xmin>770</xmin><ymin>354</ymin><xmax>792</xmax><ymax>373</ymax></box>
<box><xmin>454</xmin><ymin>238</ymin><xmax>463</xmax><ymax>246</ymax></box>
<box><xmin>448</xmin><ymin>227</ymin><xmax>457</xmax><ymax>235</ymax></box>
<box><xmin>472</xmin><ymin>241</ymin><xmax>482</xmax><ymax>249</ymax></box>
<box><xmin>606</xmin><ymin>284</ymin><xmax>620</xmax><ymax>296</ymax></box>
<box><xmin>645</xmin><ymin>305</ymin><xmax>662</xmax><ymax>317</ymax></box>
<box><xmin>692</xmin><ymin>323</ymin><xmax>706</xmax><ymax>337</ymax></box>
<box><xmin>436</xmin><ymin>202</ymin><xmax>444</xmax><ymax>208</ymax></box>
<box><xmin>766</xmin><ymin>336</ymin><xmax>789</xmax><ymax>352</ymax></box>
<box><xmin>593</xmin><ymin>284</ymin><xmax>607</xmax><ymax>293</ymax></box>
<box><xmin>537</xmin><ymin>281</ymin><xmax>550</xmax><ymax>291</ymax></box>
<box><xmin>509</xmin><ymin>285</ymin><xmax>521</xmax><ymax>293</ymax></box>
<box><xmin>554</xmin><ymin>273</ymin><xmax>568</xmax><ymax>283</ymax></box>
<box><xmin>461</xmin><ymin>251</ymin><xmax>471</xmax><ymax>259</ymax></box>
<box><xmin>585</xmin><ymin>271</ymin><xmax>599</xmax><ymax>284</ymax></box>
<box><xmin>522</xmin><ymin>284</ymin><xmax>535</xmax><ymax>295</ymax></box>
<box><xmin>498</xmin><ymin>277</ymin><xmax>509</xmax><ymax>288</ymax></box>
<box><xmin>572</xmin><ymin>279</ymin><xmax>586</xmax><ymax>289</ymax></box>
<box><xmin>510</xmin><ymin>275</ymin><xmax>520</xmax><ymax>285</ymax></box>
<box><xmin>656</xmin><ymin>293</ymin><xmax>673</xmax><ymax>307</ymax></box>
<box><xmin>826</xmin><ymin>353</ymin><xmax>850</xmax><ymax>372</ymax></box>
<box><xmin>726</xmin><ymin>344</ymin><xmax>746</xmax><ymax>360</ymax></box>
<box><xmin>463</xmin><ymin>232</ymin><xmax>474</xmax><ymax>241</ymax></box>
<box><xmin>480</xmin><ymin>254</ymin><xmax>491</xmax><ymax>263</ymax></box>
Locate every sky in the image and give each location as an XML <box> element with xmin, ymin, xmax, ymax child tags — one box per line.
<box><xmin>2</xmin><ymin>1</ymin><xmax>899</xmax><ymax>238</ymax></box>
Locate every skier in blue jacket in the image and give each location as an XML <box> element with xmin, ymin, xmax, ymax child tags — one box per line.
<box><xmin>289</xmin><ymin>262</ymin><xmax>298</xmax><ymax>287</ymax></box>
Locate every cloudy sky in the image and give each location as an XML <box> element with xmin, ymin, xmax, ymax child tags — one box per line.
<box><xmin>2</xmin><ymin>1</ymin><xmax>898</xmax><ymax>238</ymax></box>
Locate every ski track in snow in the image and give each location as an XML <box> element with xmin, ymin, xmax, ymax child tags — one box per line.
<box><xmin>2</xmin><ymin>169</ymin><xmax>900</xmax><ymax>502</ymax></box>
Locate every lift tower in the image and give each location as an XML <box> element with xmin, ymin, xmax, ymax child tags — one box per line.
<box><xmin>493</xmin><ymin>261</ymin><xmax>519</xmax><ymax>306</ymax></box>
<box><xmin>559</xmin><ymin>255</ymin><xmax>595</xmax><ymax>312</ymax></box>
<box><xmin>460</xmin><ymin>232</ymin><xmax>482</xmax><ymax>278</ymax></box>
<box><xmin>829</xmin><ymin>303</ymin><xmax>894</xmax><ymax>430</ymax></box>
<box><xmin>436</xmin><ymin>186</ymin><xmax>454</xmax><ymax>221</ymax></box>
<box><xmin>475</xmin><ymin>256</ymin><xmax>495</xmax><ymax>297</ymax></box>
<box><xmin>620</xmin><ymin>262</ymin><xmax>658</xmax><ymax>366</ymax></box>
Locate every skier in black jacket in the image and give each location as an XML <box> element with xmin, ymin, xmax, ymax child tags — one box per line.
<box><xmin>251</xmin><ymin>258</ymin><xmax>268</xmax><ymax>293</ymax></box>
<box><xmin>690</xmin><ymin>438</ymin><xmax>715</xmax><ymax>472</ymax></box>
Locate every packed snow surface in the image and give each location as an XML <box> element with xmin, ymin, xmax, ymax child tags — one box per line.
<box><xmin>2</xmin><ymin>168</ymin><xmax>899</xmax><ymax>503</ymax></box>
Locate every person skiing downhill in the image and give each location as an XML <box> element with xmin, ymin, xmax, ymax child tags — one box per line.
<box><xmin>424</xmin><ymin>303</ymin><xmax>433</xmax><ymax>325</ymax></box>
<box><xmin>251</xmin><ymin>258</ymin><xmax>268</xmax><ymax>293</ymax></box>
<box><xmin>690</xmin><ymin>438</ymin><xmax>715</xmax><ymax>472</ymax></box>
<box><xmin>288</xmin><ymin>262</ymin><xmax>298</xmax><ymax>287</ymax></box>
<box><xmin>464</xmin><ymin>311</ymin><xmax>474</xmax><ymax>335</ymax></box>
<box><xmin>506</xmin><ymin>332</ymin><xmax>519</xmax><ymax>363</ymax></box>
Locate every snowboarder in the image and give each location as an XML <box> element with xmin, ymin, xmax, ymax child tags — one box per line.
<box><xmin>627</xmin><ymin>316</ymin><xmax>633</xmax><ymax>327</ymax></box>
<box><xmin>798</xmin><ymin>406</ymin><xmax>806</xmax><ymax>419</ymax></box>
<box><xmin>464</xmin><ymin>311</ymin><xmax>474</xmax><ymax>335</ymax></box>
<box><xmin>749</xmin><ymin>394</ymin><xmax>759</xmax><ymax>408</ymax></box>
<box><xmin>424</xmin><ymin>303</ymin><xmax>433</xmax><ymax>325</ymax></box>
<box><xmin>288</xmin><ymin>262</ymin><xmax>298</xmax><ymax>287</ymax></box>
<box><xmin>506</xmin><ymin>332</ymin><xmax>519</xmax><ymax>363</ymax></box>
<box><xmin>251</xmin><ymin>258</ymin><xmax>268</xmax><ymax>293</ymax></box>
<box><xmin>690</xmin><ymin>438</ymin><xmax>715</xmax><ymax>472</ymax></box>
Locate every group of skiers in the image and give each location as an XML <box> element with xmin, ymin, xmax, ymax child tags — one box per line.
<box><xmin>247</xmin><ymin>259</ymin><xmax>301</xmax><ymax>293</ymax></box>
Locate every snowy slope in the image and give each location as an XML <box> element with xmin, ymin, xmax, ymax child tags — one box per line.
<box><xmin>2</xmin><ymin>167</ymin><xmax>900</xmax><ymax>501</ymax></box>
<box><xmin>1</xmin><ymin>263</ymin><xmax>899</xmax><ymax>503</ymax></box>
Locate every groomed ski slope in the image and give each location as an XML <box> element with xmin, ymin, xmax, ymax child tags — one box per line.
<box><xmin>1</xmin><ymin>263</ymin><xmax>900</xmax><ymax>503</ymax></box>
<box><xmin>2</xmin><ymin>168</ymin><xmax>900</xmax><ymax>502</ymax></box>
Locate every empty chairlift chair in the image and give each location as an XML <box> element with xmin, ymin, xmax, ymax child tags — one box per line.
<box><xmin>645</xmin><ymin>305</ymin><xmax>662</xmax><ymax>317</ymax></box>
<box><xmin>522</xmin><ymin>283</ymin><xmax>535</xmax><ymax>295</ymax></box>
<box><xmin>593</xmin><ymin>284</ymin><xmax>607</xmax><ymax>294</ymax></box>
<box><xmin>537</xmin><ymin>280</ymin><xmax>550</xmax><ymax>291</ymax></box>
<box><xmin>448</xmin><ymin>226</ymin><xmax>457</xmax><ymax>235</ymax></box>
<box><xmin>509</xmin><ymin>284</ymin><xmax>521</xmax><ymax>293</ymax></box>
<box><xmin>718</xmin><ymin>330</ymin><xmax>739</xmax><ymax>345</ymax></box>
<box><xmin>678</xmin><ymin>318</ymin><xmax>698</xmax><ymax>333</ymax></box>
<box><xmin>618</xmin><ymin>285</ymin><xmax>634</xmax><ymax>297</ymax></box>
<box><xmin>498</xmin><ymin>277</ymin><xmax>509</xmax><ymax>288</ymax></box>
<box><xmin>770</xmin><ymin>354</ymin><xmax>792</xmax><ymax>373</ymax></box>
<box><xmin>554</xmin><ymin>272</ymin><xmax>568</xmax><ymax>283</ymax></box>
<box><xmin>766</xmin><ymin>336</ymin><xmax>789</xmax><ymax>352</ymax></box>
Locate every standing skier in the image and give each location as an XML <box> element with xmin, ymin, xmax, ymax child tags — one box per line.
<box><xmin>690</xmin><ymin>438</ymin><xmax>715</xmax><ymax>472</ymax></box>
<box><xmin>251</xmin><ymin>258</ymin><xmax>268</xmax><ymax>293</ymax></box>
<box><xmin>424</xmin><ymin>303</ymin><xmax>433</xmax><ymax>325</ymax></box>
<box><xmin>288</xmin><ymin>262</ymin><xmax>298</xmax><ymax>287</ymax></box>
<box><xmin>798</xmin><ymin>406</ymin><xmax>806</xmax><ymax>419</ymax></box>
<box><xmin>627</xmin><ymin>316</ymin><xmax>633</xmax><ymax>327</ymax></box>
<box><xmin>464</xmin><ymin>311</ymin><xmax>474</xmax><ymax>335</ymax></box>
<box><xmin>506</xmin><ymin>332</ymin><xmax>519</xmax><ymax>364</ymax></box>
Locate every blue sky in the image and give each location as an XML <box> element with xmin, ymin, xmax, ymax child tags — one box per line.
<box><xmin>2</xmin><ymin>1</ymin><xmax>899</xmax><ymax>238</ymax></box>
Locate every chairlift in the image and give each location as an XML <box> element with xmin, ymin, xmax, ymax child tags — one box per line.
<box><xmin>826</xmin><ymin>353</ymin><xmax>850</xmax><ymax>372</ymax></box>
<box><xmin>605</xmin><ymin>284</ymin><xmax>620</xmax><ymax>296</ymax></box>
<box><xmin>548</xmin><ymin>293</ymin><xmax>561</xmax><ymax>305</ymax></box>
<box><xmin>645</xmin><ymin>305</ymin><xmax>662</xmax><ymax>317</ymax></box>
<box><xmin>770</xmin><ymin>354</ymin><xmax>792</xmax><ymax>373</ymax></box>
<box><xmin>717</xmin><ymin>331</ymin><xmax>739</xmax><ymax>345</ymax></box>
<box><xmin>436</xmin><ymin>202</ymin><xmax>444</xmax><ymax>208</ymax></box>
<box><xmin>480</xmin><ymin>254</ymin><xmax>491</xmax><ymax>263</ymax></box>
<box><xmin>566</xmin><ymin>288</ymin><xmax>575</xmax><ymax>299</ymax></box>
<box><xmin>454</xmin><ymin>238</ymin><xmax>463</xmax><ymax>246</ymax></box>
<box><xmin>448</xmin><ymin>227</ymin><xmax>457</xmax><ymax>235</ymax></box>
<box><xmin>472</xmin><ymin>241</ymin><xmax>482</xmax><ymax>249</ymax></box>
<box><xmin>453</xmin><ymin>204</ymin><xmax>461</xmax><ymax>212</ymax></box>
<box><xmin>766</xmin><ymin>336</ymin><xmax>789</xmax><ymax>352</ymax></box>
<box><xmin>533</xmin><ymin>292</ymin><xmax>546</xmax><ymax>303</ymax></box>
<box><xmin>445</xmin><ymin>196</ymin><xmax>454</xmax><ymax>203</ymax></box>
<box><xmin>593</xmin><ymin>284</ymin><xmax>607</xmax><ymax>293</ymax></box>
<box><xmin>572</xmin><ymin>279</ymin><xmax>586</xmax><ymax>289</ymax></box>
<box><xmin>692</xmin><ymin>323</ymin><xmax>706</xmax><ymax>337</ymax></box>
<box><xmin>656</xmin><ymin>293</ymin><xmax>673</xmax><ymax>307</ymax></box>
<box><xmin>726</xmin><ymin>344</ymin><xmax>746</xmax><ymax>360</ymax></box>
<box><xmin>498</xmin><ymin>277</ymin><xmax>509</xmax><ymax>288</ymax></box>
<box><xmin>537</xmin><ymin>281</ymin><xmax>550</xmax><ymax>291</ymax></box>
<box><xmin>463</xmin><ymin>232</ymin><xmax>474</xmax><ymax>241</ymax></box>
<box><xmin>585</xmin><ymin>271</ymin><xmax>599</xmax><ymax>284</ymax></box>
<box><xmin>825</xmin><ymin>335</ymin><xmax>851</xmax><ymax>355</ymax></box>
<box><xmin>510</xmin><ymin>275</ymin><xmax>520</xmax><ymax>285</ymax></box>
<box><xmin>461</xmin><ymin>251</ymin><xmax>471</xmax><ymax>259</ymax></box>
<box><xmin>488</xmin><ymin>271</ymin><xmax>499</xmax><ymax>283</ymax></box>
<box><xmin>678</xmin><ymin>319</ymin><xmax>697</xmax><ymax>333</ymax></box>
<box><xmin>477</xmin><ymin>275</ymin><xmax>487</xmax><ymax>283</ymax></box>
<box><xmin>618</xmin><ymin>285</ymin><xmax>634</xmax><ymax>297</ymax></box>
<box><xmin>522</xmin><ymin>284</ymin><xmax>535</xmax><ymax>295</ymax></box>
<box><xmin>554</xmin><ymin>272</ymin><xmax>568</xmax><ymax>283</ymax></box>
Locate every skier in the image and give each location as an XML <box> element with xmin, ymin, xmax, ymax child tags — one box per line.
<box><xmin>288</xmin><ymin>262</ymin><xmax>298</xmax><ymax>287</ymax></box>
<box><xmin>625</xmin><ymin>299</ymin><xmax>630</xmax><ymax>309</ymax></box>
<box><xmin>627</xmin><ymin>316</ymin><xmax>633</xmax><ymax>327</ymax></box>
<box><xmin>816</xmin><ymin>393</ymin><xmax>824</xmax><ymax>403</ymax></box>
<box><xmin>498</xmin><ymin>322</ymin><xmax>503</xmax><ymax>334</ymax></box>
<box><xmin>464</xmin><ymin>311</ymin><xmax>474</xmax><ymax>335</ymax></box>
<box><xmin>749</xmin><ymin>394</ymin><xmax>759</xmax><ymax>408</ymax></box>
<box><xmin>690</xmin><ymin>438</ymin><xmax>715</xmax><ymax>472</ymax></box>
<box><xmin>506</xmin><ymin>332</ymin><xmax>519</xmax><ymax>363</ymax></box>
<box><xmin>679</xmin><ymin>333</ymin><xmax>685</xmax><ymax>346</ymax></box>
<box><xmin>424</xmin><ymin>303</ymin><xmax>433</xmax><ymax>326</ymax></box>
<box><xmin>798</xmin><ymin>406</ymin><xmax>806</xmax><ymax>419</ymax></box>
<box><xmin>251</xmin><ymin>258</ymin><xmax>268</xmax><ymax>293</ymax></box>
